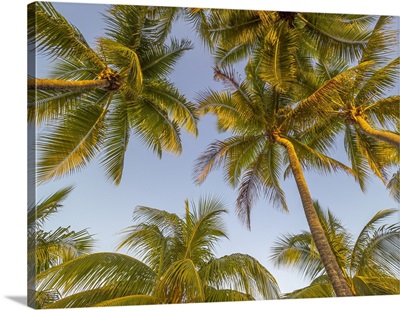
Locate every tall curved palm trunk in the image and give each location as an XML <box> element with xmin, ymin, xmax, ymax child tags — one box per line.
<box><xmin>355</xmin><ymin>116</ymin><xmax>400</xmax><ymax>148</ymax></box>
<box><xmin>274</xmin><ymin>135</ymin><xmax>353</xmax><ymax>297</ymax></box>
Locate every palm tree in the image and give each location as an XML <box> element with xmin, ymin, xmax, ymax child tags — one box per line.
<box><xmin>28</xmin><ymin>186</ymin><xmax>94</xmax><ymax>308</ymax></box>
<box><xmin>35</xmin><ymin>196</ymin><xmax>280</xmax><ymax>307</ymax></box>
<box><xmin>271</xmin><ymin>202</ymin><xmax>400</xmax><ymax>297</ymax></box>
<box><xmin>294</xmin><ymin>16</ymin><xmax>399</xmax><ymax>192</ymax></box>
<box><xmin>193</xmin><ymin>62</ymin><xmax>356</xmax><ymax>296</ymax></box>
<box><xmin>28</xmin><ymin>3</ymin><xmax>198</xmax><ymax>185</ymax></box>
<box><xmin>197</xmin><ymin>10</ymin><xmax>375</xmax><ymax>81</ymax></box>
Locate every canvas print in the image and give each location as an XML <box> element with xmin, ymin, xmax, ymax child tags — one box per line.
<box><xmin>27</xmin><ymin>1</ymin><xmax>400</xmax><ymax>309</ymax></box>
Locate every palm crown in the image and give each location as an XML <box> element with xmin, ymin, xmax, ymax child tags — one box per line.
<box><xmin>35</xmin><ymin>197</ymin><xmax>280</xmax><ymax>307</ymax></box>
<box><xmin>28</xmin><ymin>3</ymin><xmax>198</xmax><ymax>185</ymax></box>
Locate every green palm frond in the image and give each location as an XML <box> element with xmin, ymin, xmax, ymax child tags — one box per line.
<box><xmin>156</xmin><ymin>258</ymin><xmax>205</xmax><ymax>303</ymax></box>
<box><xmin>284</xmin><ymin>281</ymin><xmax>334</xmax><ymax>299</ymax></box>
<box><xmin>356</xmin><ymin>57</ymin><xmax>400</xmax><ymax>105</ymax></box>
<box><xmin>359</xmin><ymin>16</ymin><xmax>398</xmax><ymax>65</ymax></box>
<box><xmin>30</xmin><ymin>227</ymin><xmax>94</xmax><ymax>275</ymax></box>
<box><xmin>103</xmin><ymin>5</ymin><xmax>150</xmax><ymax>49</ymax></box>
<box><xmin>193</xmin><ymin>136</ymin><xmax>264</xmax><ymax>185</ymax></box>
<box><xmin>43</xmin><ymin>288</ymin><xmax>140</xmax><ymax>308</ymax></box>
<box><xmin>214</xmin><ymin>43</ymin><xmax>253</xmax><ymax>67</ymax></box>
<box><xmin>28</xmin><ymin>186</ymin><xmax>74</xmax><ymax>229</ymax></box>
<box><xmin>273</xmin><ymin>205</ymin><xmax>400</xmax><ymax>298</ymax></box>
<box><xmin>204</xmin><ymin>287</ymin><xmax>254</xmax><ymax>302</ymax></box>
<box><xmin>353</xmin><ymin>276</ymin><xmax>400</xmax><ymax>295</ymax></box>
<box><xmin>143</xmin><ymin>79</ymin><xmax>198</xmax><ymax>135</ymax></box>
<box><xmin>183</xmin><ymin>196</ymin><xmax>228</xmax><ymax>264</ymax></box>
<box><xmin>37</xmin><ymin>92</ymin><xmax>112</xmax><ymax>183</ymax></box>
<box><xmin>28</xmin><ymin>2</ymin><xmax>104</xmax><ymax>68</ymax></box>
<box><xmin>270</xmin><ymin>231</ymin><xmax>324</xmax><ymax>280</ymax></box>
<box><xmin>365</xmin><ymin>95</ymin><xmax>400</xmax><ymax>128</ymax></box>
<box><xmin>205</xmin><ymin>9</ymin><xmax>263</xmax><ymax>50</ymax></box>
<box><xmin>343</xmin><ymin>125</ymin><xmax>379</xmax><ymax>191</ymax></box>
<box><xmin>129</xmin><ymin>97</ymin><xmax>182</xmax><ymax>157</ymax></box>
<box><xmin>37</xmin><ymin>252</ymin><xmax>157</xmax><ymax>297</ymax></box>
<box><xmin>284</xmin><ymin>136</ymin><xmax>355</xmax><ymax>178</ymax></box>
<box><xmin>141</xmin><ymin>38</ymin><xmax>193</xmax><ymax>78</ymax></box>
<box><xmin>199</xmin><ymin>253</ymin><xmax>281</xmax><ymax>300</ymax></box>
<box><xmin>387</xmin><ymin>170</ymin><xmax>400</xmax><ymax>203</ymax></box>
<box><xmin>28</xmin><ymin>89</ymin><xmax>91</xmax><ymax>124</ymax></box>
<box><xmin>100</xmin><ymin>38</ymin><xmax>143</xmax><ymax>92</ymax></box>
<box><xmin>99</xmin><ymin>94</ymin><xmax>130</xmax><ymax>185</ymax></box>
<box><xmin>93</xmin><ymin>294</ymin><xmax>157</xmax><ymax>307</ymax></box>
<box><xmin>298</xmin><ymin>13</ymin><xmax>373</xmax><ymax>62</ymax></box>
<box><xmin>117</xmin><ymin>223</ymin><xmax>173</xmax><ymax>273</ymax></box>
<box><xmin>258</xmin><ymin>23</ymin><xmax>299</xmax><ymax>92</ymax></box>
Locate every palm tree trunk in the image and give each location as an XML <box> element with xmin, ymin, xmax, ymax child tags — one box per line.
<box><xmin>356</xmin><ymin>116</ymin><xmax>400</xmax><ymax>148</ymax></box>
<box><xmin>28</xmin><ymin>78</ymin><xmax>110</xmax><ymax>91</ymax></box>
<box><xmin>274</xmin><ymin>135</ymin><xmax>353</xmax><ymax>297</ymax></box>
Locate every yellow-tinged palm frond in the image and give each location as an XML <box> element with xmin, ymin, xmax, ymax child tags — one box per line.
<box><xmin>298</xmin><ymin>13</ymin><xmax>373</xmax><ymax>63</ymax></box>
<box><xmin>359</xmin><ymin>16</ymin><xmax>398</xmax><ymax>66</ymax></box>
<box><xmin>28</xmin><ymin>2</ymin><xmax>104</xmax><ymax>68</ymax></box>
<box><xmin>365</xmin><ymin>95</ymin><xmax>400</xmax><ymax>128</ymax></box>
<box><xmin>143</xmin><ymin>79</ymin><xmax>198</xmax><ymax>136</ymax></box>
<box><xmin>200</xmin><ymin>253</ymin><xmax>281</xmax><ymax>300</ymax></box>
<box><xmin>156</xmin><ymin>258</ymin><xmax>205</xmax><ymax>303</ymax></box>
<box><xmin>93</xmin><ymin>294</ymin><xmax>157</xmax><ymax>307</ymax></box>
<box><xmin>37</xmin><ymin>252</ymin><xmax>157</xmax><ymax>297</ymax></box>
<box><xmin>37</xmin><ymin>92</ymin><xmax>112</xmax><ymax>183</ymax></box>
<box><xmin>387</xmin><ymin>170</ymin><xmax>400</xmax><ymax>203</ymax></box>
<box><xmin>284</xmin><ymin>279</ymin><xmax>334</xmax><ymax>299</ymax></box>
<box><xmin>204</xmin><ymin>287</ymin><xmax>254</xmax><ymax>302</ymax></box>
<box><xmin>271</xmin><ymin>205</ymin><xmax>400</xmax><ymax>297</ymax></box>
<box><xmin>140</xmin><ymin>38</ymin><xmax>194</xmax><ymax>78</ymax></box>
<box><xmin>128</xmin><ymin>97</ymin><xmax>183</xmax><ymax>157</ymax></box>
<box><xmin>257</xmin><ymin>23</ymin><xmax>299</xmax><ymax>92</ymax></box>
<box><xmin>31</xmin><ymin>4</ymin><xmax>197</xmax><ymax>185</ymax></box>
<box><xmin>44</xmin><ymin>289</ymin><xmax>154</xmax><ymax>308</ymax></box>
<box><xmin>28</xmin><ymin>186</ymin><xmax>74</xmax><ymax>229</ymax></box>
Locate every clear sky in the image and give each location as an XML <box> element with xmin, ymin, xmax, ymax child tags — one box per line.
<box><xmin>33</xmin><ymin>1</ymin><xmax>400</xmax><ymax>296</ymax></box>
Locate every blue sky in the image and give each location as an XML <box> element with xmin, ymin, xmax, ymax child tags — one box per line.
<box><xmin>32</xmin><ymin>1</ymin><xmax>400</xmax><ymax>296</ymax></box>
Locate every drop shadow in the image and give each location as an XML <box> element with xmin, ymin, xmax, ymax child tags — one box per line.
<box><xmin>5</xmin><ymin>295</ymin><xmax>27</xmax><ymax>306</ymax></box>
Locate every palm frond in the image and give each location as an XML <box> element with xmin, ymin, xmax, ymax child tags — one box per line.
<box><xmin>141</xmin><ymin>38</ymin><xmax>193</xmax><ymax>79</ymax></box>
<box><xmin>94</xmin><ymin>294</ymin><xmax>157</xmax><ymax>307</ymax></box>
<box><xmin>37</xmin><ymin>252</ymin><xmax>157</xmax><ymax>297</ymax></box>
<box><xmin>143</xmin><ymin>79</ymin><xmax>198</xmax><ymax>136</ymax></box>
<box><xmin>343</xmin><ymin>125</ymin><xmax>371</xmax><ymax>192</ymax></box>
<box><xmin>30</xmin><ymin>227</ymin><xmax>94</xmax><ymax>275</ymax></box>
<box><xmin>199</xmin><ymin>253</ymin><xmax>281</xmax><ymax>300</ymax></box>
<box><xmin>353</xmin><ymin>275</ymin><xmax>400</xmax><ymax>295</ymax></box>
<box><xmin>359</xmin><ymin>16</ymin><xmax>398</xmax><ymax>65</ymax></box>
<box><xmin>28</xmin><ymin>186</ymin><xmax>74</xmax><ymax>229</ymax></box>
<box><xmin>183</xmin><ymin>196</ymin><xmax>228</xmax><ymax>264</ymax></box>
<box><xmin>99</xmin><ymin>38</ymin><xmax>143</xmax><ymax>93</ymax></box>
<box><xmin>284</xmin><ymin>281</ymin><xmax>334</xmax><ymax>299</ymax></box>
<box><xmin>356</xmin><ymin>57</ymin><xmax>400</xmax><ymax>106</ymax></box>
<box><xmin>36</xmin><ymin>91</ymin><xmax>112</xmax><ymax>183</ymax></box>
<box><xmin>298</xmin><ymin>13</ymin><xmax>373</xmax><ymax>63</ymax></box>
<box><xmin>365</xmin><ymin>95</ymin><xmax>400</xmax><ymax>128</ymax></box>
<box><xmin>129</xmin><ymin>97</ymin><xmax>182</xmax><ymax>157</ymax></box>
<box><xmin>258</xmin><ymin>23</ymin><xmax>299</xmax><ymax>92</ymax></box>
<box><xmin>204</xmin><ymin>287</ymin><xmax>254</xmax><ymax>302</ymax></box>
<box><xmin>28</xmin><ymin>2</ymin><xmax>104</xmax><ymax>68</ymax></box>
<box><xmin>270</xmin><ymin>231</ymin><xmax>324</xmax><ymax>280</ymax></box>
<box><xmin>387</xmin><ymin>170</ymin><xmax>400</xmax><ymax>203</ymax></box>
<box><xmin>99</xmin><ymin>94</ymin><xmax>130</xmax><ymax>185</ymax></box>
<box><xmin>156</xmin><ymin>258</ymin><xmax>205</xmax><ymax>303</ymax></box>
